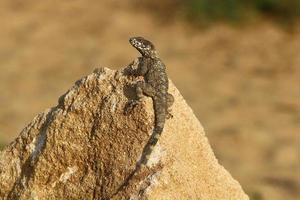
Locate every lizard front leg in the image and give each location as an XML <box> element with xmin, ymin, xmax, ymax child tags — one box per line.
<box><xmin>126</xmin><ymin>57</ymin><xmax>149</xmax><ymax>76</ymax></box>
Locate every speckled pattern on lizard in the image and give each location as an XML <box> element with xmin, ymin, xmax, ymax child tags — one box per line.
<box><xmin>126</xmin><ymin>36</ymin><xmax>174</xmax><ymax>170</ymax></box>
<box><xmin>111</xmin><ymin>37</ymin><xmax>174</xmax><ymax>198</ymax></box>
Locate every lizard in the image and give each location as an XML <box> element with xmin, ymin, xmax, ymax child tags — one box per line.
<box><xmin>111</xmin><ymin>37</ymin><xmax>174</xmax><ymax>197</ymax></box>
<box><xmin>126</xmin><ymin>36</ymin><xmax>174</xmax><ymax>170</ymax></box>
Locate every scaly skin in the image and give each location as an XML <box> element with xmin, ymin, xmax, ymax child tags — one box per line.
<box><xmin>111</xmin><ymin>37</ymin><xmax>173</xmax><ymax>198</ymax></box>
<box><xmin>128</xmin><ymin>36</ymin><xmax>174</xmax><ymax>168</ymax></box>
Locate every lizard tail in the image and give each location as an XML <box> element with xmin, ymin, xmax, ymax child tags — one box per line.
<box><xmin>138</xmin><ymin>97</ymin><xmax>166</xmax><ymax>167</ymax></box>
<box><xmin>110</xmin><ymin>98</ymin><xmax>167</xmax><ymax>198</ymax></box>
<box><xmin>153</xmin><ymin>96</ymin><xmax>166</xmax><ymax>136</ymax></box>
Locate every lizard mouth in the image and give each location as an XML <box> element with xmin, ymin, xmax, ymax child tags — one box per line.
<box><xmin>129</xmin><ymin>37</ymin><xmax>134</xmax><ymax>43</ymax></box>
<box><xmin>129</xmin><ymin>38</ymin><xmax>133</xmax><ymax>44</ymax></box>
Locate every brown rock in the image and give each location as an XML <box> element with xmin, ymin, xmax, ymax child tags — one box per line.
<box><xmin>0</xmin><ymin>63</ymin><xmax>249</xmax><ymax>199</ymax></box>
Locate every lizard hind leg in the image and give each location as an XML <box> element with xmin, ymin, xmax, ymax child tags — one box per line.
<box><xmin>124</xmin><ymin>81</ymin><xmax>155</xmax><ymax>115</ymax></box>
<box><xmin>138</xmin><ymin>81</ymin><xmax>156</xmax><ymax>98</ymax></box>
<box><xmin>166</xmin><ymin>93</ymin><xmax>174</xmax><ymax>119</ymax></box>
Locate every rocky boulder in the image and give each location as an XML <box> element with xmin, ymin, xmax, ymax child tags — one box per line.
<box><xmin>0</xmin><ymin>62</ymin><xmax>249</xmax><ymax>199</ymax></box>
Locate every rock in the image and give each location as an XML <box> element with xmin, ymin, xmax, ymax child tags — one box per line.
<box><xmin>0</xmin><ymin>62</ymin><xmax>249</xmax><ymax>200</ymax></box>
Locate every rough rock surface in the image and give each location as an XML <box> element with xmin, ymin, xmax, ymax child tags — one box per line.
<box><xmin>0</xmin><ymin>62</ymin><xmax>249</xmax><ymax>200</ymax></box>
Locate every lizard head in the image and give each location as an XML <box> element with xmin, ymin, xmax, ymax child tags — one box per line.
<box><xmin>129</xmin><ymin>37</ymin><xmax>157</xmax><ymax>58</ymax></box>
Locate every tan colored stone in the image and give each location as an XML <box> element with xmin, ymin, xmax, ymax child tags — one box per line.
<box><xmin>0</xmin><ymin>63</ymin><xmax>248</xmax><ymax>200</ymax></box>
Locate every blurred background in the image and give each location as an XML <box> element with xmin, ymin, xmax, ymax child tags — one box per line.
<box><xmin>0</xmin><ymin>0</ymin><xmax>299</xmax><ymax>199</ymax></box>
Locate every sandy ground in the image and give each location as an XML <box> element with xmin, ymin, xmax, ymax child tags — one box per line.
<box><xmin>0</xmin><ymin>1</ymin><xmax>299</xmax><ymax>199</ymax></box>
